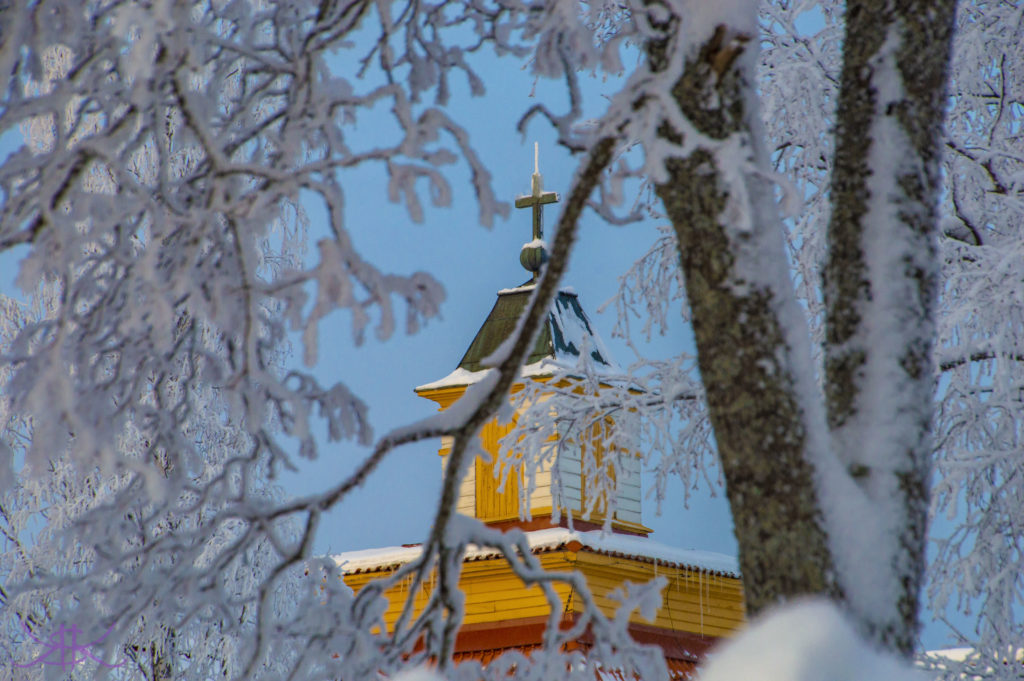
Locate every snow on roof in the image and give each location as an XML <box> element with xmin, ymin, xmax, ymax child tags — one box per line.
<box><xmin>547</xmin><ymin>290</ymin><xmax>620</xmax><ymax>372</ymax></box>
<box><xmin>923</xmin><ymin>649</ymin><xmax>976</xmax><ymax>663</ymax></box>
<box><xmin>415</xmin><ymin>286</ymin><xmax>622</xmax><ymax>391</ymax></box>
<box><xmin>413</xmin><ymin>356</ymin><xmax>618</xmax><ymax>391</ymax></box>
<box><xmin>415</xmin><ymin>366</ymin><xmax>491</xmax><ymax>391</ymax></box>
<box><xmin>333</xmin><ymin>527</ymin><xmax>740</xmax><ymax>577</ymax></box>
<box><xmin>495</xmin><ymin>283</ymin><xmax>577</xmax><ymax>296</ymax></box>
<box><xmin>922</xmin><ymin>648</ymin><xmax>1024</xmax><ymax>665</ymax></box>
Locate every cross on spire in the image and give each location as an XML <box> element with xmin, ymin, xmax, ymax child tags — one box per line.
<box><xmin>515</xmin><ymin>142</ymin><xmax>559</xmax><ymax>242</ymax></box>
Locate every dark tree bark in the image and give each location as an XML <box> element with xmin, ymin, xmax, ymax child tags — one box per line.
<box><xmin>644</xmin><ymin>0</ymin><xmax>956</xmax><ymax>655</ymax></box>
<box><xmin>824</xmin><ymin>0</ymin><xmax>956</xmax><ymax>654</ymax></box>
<box><xmin>646</xmin><ymin>20</ymin><xmax>842</xmax><ymax>618</ymax></box>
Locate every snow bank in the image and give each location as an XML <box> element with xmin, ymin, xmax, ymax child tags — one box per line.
<box><xmin>698</xmin><ymin>599</ymin><xmax>928</xmax><ymax>681</ymax></box>
<box><xmin>392</xmin><ymin>666</ymin><xmax>447</xmax><ymax>681</ymax></box>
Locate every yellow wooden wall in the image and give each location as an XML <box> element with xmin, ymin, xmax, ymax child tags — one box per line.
<box><xmin>570</xmin><ymin>552</ymin><xmax>745</xmax><ymax>638</ymax></box>
<box><xmin>343</xmin><ymin>549</ymin><xmax>744</xmax><ymax>639</ymax></box>
<box><xmin>475</xmin><ymin>418</ymin><xmax>521</xmax><ymax>520</ymax></box>
<box><xmin>420</xmin><ymin>383</ymin><xmax>647</xmax><ymax>530</ymax></box>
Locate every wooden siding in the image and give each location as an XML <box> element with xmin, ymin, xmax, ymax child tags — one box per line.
<box><xmin>439</xmin><ymin>436</ymin><xmax>476</xmax><ymax>516</ymax></box>
<box><xmin>475</xmin><ymin>418</ymin><xmax>521</xmax><ymax>520</ymax></box>
<box><xmin>342</xmin><ymin>549</ymin><xmax>744</xmax><ymax>639</ymax></box>
<box><xmin>557</xmin><ymin>442</ymin><xmax>584</xmax><ymax>512</ymax></box>
<box><xmin>418</xmin><ymin>382</ymin><xmax>648</xmax><ymax>529</ymax></box>
<box><xmin>570</xmin><ymin>552</ymin><xmax>745</xmax><ymax>637</ymax></box>
<box><xmin>344</xmin><ymin>553</ymin><xmax>578</xmax><ymax>631</ymax></box>
<box><xmin>614</xmin><ymin>453</ymin><xmax>642</xmax><ymax>525</ymax></box>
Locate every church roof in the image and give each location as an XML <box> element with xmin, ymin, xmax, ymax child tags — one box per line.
<box><xmin>416</xmin><ymin>283</ymin><xmax>620</xmax><ymax>391</ymax></box>
<box><xmin>333</xmin><ymin>528</ymin><xmax>740</xmax><ymax>577</ymax></box>
<box><xmin>458</xmin><ymin>282</ymin><xmax>616</xmax><ymax>372</ymax></box>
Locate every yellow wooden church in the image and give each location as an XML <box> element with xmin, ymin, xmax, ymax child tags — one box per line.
<box><xmin>335</xmin><ymin>160</ymin><xmax>745</xmax><ymax>676</ymax></box>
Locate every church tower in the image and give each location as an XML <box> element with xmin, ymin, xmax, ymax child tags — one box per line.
<box><xmin>335</xmin><ymin>151</ymin><xmax>745</xmax><ymax>675</ymax></box>
<box><xmin>413</xmin><ymin>147</ymin><xmax>647</xmax><ymax>535</ymax></box>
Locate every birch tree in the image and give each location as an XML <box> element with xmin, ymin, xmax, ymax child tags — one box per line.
<box><xmin>651</xmin><ymin>0</ymin><xmax>953</xmax><ymax>656</ymax></box>
<box><xmin>0</xmin><ymin>1</ymin><xmax>1021</xmax><ymax>680</ymax></box>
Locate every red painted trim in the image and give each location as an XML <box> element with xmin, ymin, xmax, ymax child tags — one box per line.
<box><xmin>484</xmin><ymin>515</ymin><xmax>649</xmax><ymax>537</ymax></box>
<box><xmin>452</xmin><ymin>614</ymin><xmax>718</xmax><ymax>663</ymax></box>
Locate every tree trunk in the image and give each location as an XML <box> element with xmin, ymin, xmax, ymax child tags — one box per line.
<box><xmin>647</xmin><ymin>19</ymin><xmax>842</xmax><ymax>617</ymax></box>
<box><xmin>823</xmin><ymin>0</ymin><xmax>955</xmax><ymax>654</ymax></box>
<box><xmin>645</xmin><ymin>0</ymin><xmax>956</xmax><ymax>655</ymax></box>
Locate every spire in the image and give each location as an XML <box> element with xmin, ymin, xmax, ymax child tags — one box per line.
<box><xmin>514</xmin><ymin>142</ymin><xmax>559</xmax><ymax>280</ymax></box>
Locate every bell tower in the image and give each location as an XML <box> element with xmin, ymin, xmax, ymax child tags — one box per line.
<box><xmin>414</xmin><ymin>146</ymin><xmax>650</xmax><ymax>535</ymax></box>
<box><xmin>337</xmin><ymin>152</ymin><xmax>745</xmax><ymax>671</ymax></box>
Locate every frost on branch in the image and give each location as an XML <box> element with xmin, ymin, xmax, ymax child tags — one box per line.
<box><xmin>0</xmin><ymin>0</ymin><xmax>515</xmax><ymax>678</ymax></box>
<box><xmin>498</xmin><ymin>347</ymin><xmax>714</xmax><ymax>528</ymax></box>
<box><xmin>926</xmin><ymin>2</ymin><xmax>1024</xmax><ymax>672</ymax></box>
<box><xmin>0</xmin><ymin>0</ymin><xmax>645</xmax><ymax>677</ymax></box>
<box><xmin>1</xmin><ymin>0</ymin><xmax>1022</xmax><ymax>679</ymax></box>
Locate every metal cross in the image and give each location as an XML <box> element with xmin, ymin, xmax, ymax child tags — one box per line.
<box><xmin>515</xmin><ymin>143</ymin><xmax>559</xmax><ymax>240</ymax></box>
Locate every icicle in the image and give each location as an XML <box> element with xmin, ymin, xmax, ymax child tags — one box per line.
<box><xmin>699</xmin><ymin>570</ymin><xmax>704</xmax><ymax>635</ymax></box>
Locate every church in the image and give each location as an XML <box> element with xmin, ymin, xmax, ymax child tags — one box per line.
<box><xmin>334</xmin><ymin>155</ymin><xmax>745</xmax><ymax>677</ymax></box>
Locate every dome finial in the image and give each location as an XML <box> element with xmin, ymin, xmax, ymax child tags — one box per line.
<box><xmin>514</xmin><ymin>143</ymin><xmax>559</xmax><ymax>280</ymax></box>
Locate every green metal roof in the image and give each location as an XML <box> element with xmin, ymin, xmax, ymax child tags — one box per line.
<box><xmin>456</xmin><ymin>283</ymin><xmax>613</xmax><ymax>373</ymax></box>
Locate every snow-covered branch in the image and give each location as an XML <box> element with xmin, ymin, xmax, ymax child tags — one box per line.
<box><xmin>2</xmin><ymin>1</ymin><xmax>1023</xmax><ymax>680</ymax></box>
